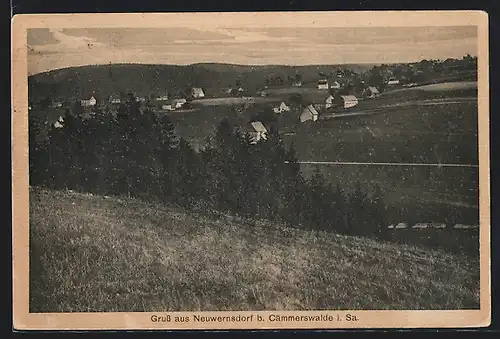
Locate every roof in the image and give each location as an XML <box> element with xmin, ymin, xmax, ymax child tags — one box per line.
<box><xmin>250</xmin><ymin>121</ymin><xmax>268</xmax><ymax>133</ymax></box>
<box><xmin>303</xmin><ymin>104</ymin><xmax>319</xmax><ymax>116</ymax></box>
<box><xmin>340</xmin><ymin>95</ymin><xmax>358</xmax><ymax>101</ymax></box>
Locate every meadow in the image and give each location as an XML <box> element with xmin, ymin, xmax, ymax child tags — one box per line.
<box><xmin>29</xmin><ymin>187</ymin><xmax>480</xmax><ymax>313</ymax></box>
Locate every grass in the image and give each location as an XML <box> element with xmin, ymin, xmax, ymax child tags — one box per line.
<box><xmin>29</xmin><ymin>187</ymin><xmax>480</xmax><ymax>313</ymax></box>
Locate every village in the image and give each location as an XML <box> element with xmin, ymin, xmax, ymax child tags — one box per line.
<box><xmin>33</xmin><ymin>55</ymin><xmax>478</xmax><ymax>146</ymax></box>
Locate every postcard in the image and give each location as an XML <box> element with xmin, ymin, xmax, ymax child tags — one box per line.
<box><xmin>12</xmin><ymin>10</ymin><xmax>490</xmax><ymax>330</ymax></box>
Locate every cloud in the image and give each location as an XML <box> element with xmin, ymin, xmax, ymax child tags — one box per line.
<box><xmin>27</xmin><ymin>26</ymin><xmax>478</xmax><ymax>75</ymax></box>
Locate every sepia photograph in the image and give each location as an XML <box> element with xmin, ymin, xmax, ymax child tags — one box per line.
<box><xmin>12</xmin><ymin>11</ymin><xmax>490</xmax><ymax>330</ymax></box>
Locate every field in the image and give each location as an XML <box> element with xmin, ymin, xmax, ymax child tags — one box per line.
<box><xmin>29</xmin><ymin>187</ymin><xmax>480</xmax><ymax>312</ymax></box>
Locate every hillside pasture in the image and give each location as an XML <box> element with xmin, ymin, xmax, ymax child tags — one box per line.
<box><xmin>29</xmin><ymin>187</ymin><xmax>480</xmax><ymax>312</ymax></box>
<box><xmin>282</xmin><ymin>101</ymin><xmax>479</xmax><ymax>165</ymax></box>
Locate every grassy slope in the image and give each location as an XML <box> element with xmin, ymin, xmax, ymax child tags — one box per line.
<box><xmin>29</xmin><ymin>187</ymin><xmax>480</xmax><ymax>313</ymax></box>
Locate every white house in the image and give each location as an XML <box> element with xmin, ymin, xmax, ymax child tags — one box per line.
<box><xmin>273</xmin><ymin>101</ymin><xmax>291</xmax><ymax>114</ymax></box>
<box><xmin>325</xmin><ymin>95</ymin><xmax>334</xmax><ymax>109</ymax></box>
<box><xmin>412</xmin><ymin>223</ymin><xmax>429</xmax><ymax>229</ymax></box>
<box><xmin>363</xmin><ymin>86</ymin><xmax>380</xmax><ymax>98</ymax></box>
<box><xmin>300</xmin><ymin>104</ymin><xmax>319</xmax><ymax>123</ymax></box>
<box><xmin>386</xmin><ymin>77</ymin><xmax>400</xmax><ymax>85</ymax></box>
<box><xmin>156</xmin><ymin>94</ymin><xmax>170</xmax><ymax>101</ymax></box>
<box><xmin>81</xmin><ymin>96</ymin><xmax>97</xmax><ymax>107</ymax></box>
<box><xmin>245</xmin><ymin>121</ymin><xmax>268</xmax><ymax>144</ymax></box>
<box><xmin>317</xmin><ymin>79</ymin><xmax>329</xmax><ymax>90</ymax></box>
<box><xmin>172</xmin><ymin>98</ymin><xmax>187</xmax><ymax>108</ymax></box>
<box><xmin>330</xmin><ymin>81</ymin><xmax>341</xmax><ymax>89</ymax></box>
<box><xmin>430</xmin><ymin>223</ymin><xmax>446</xmax><ymax>229</ymax></box>
<box><xmin>336</xmin><ymin>95</ymin><xmax>358</xmax><ymax>109</ymax></box>
<box><xmin>191</xmin><ymin>87</ymin><xmax>205</xmax><ymax>98</ymax></box>
<box><xmin>53</xmin><ymin>116</ymin><xmax>64</xmax><ymax>129</ymax></box>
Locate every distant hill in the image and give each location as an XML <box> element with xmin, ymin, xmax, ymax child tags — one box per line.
<box><xmin>28</xmin><ymin>63</ymin><xmax>377</xmax><ymax>103</ymax></box>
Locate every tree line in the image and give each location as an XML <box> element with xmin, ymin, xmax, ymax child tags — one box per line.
<box><xmin>29</xmin><ymin>93</ymin><xmax>400</xmax><ymax>239</ymax></box>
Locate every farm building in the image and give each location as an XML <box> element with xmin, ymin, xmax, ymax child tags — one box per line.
<box><xmin>80</xmin><ymin>96</ymin><xmax>97</xmax><ymax>107</ymax></box>
<box><xmin>273</xmin><ymin>102</ymin><xmax>291</xmax><ymax>114</ymax></box>
<box><xmin>191</xmin><ymin>87</ymin><xmax>205</xmax><ymax>98</ymax></box>
<box><xmin>330</xmin><ymin>81</ymin><xmax>341</xmax><ymax>89</ymax></box>
<box><xmin>243</xmin><ymin>121</ymin><xmax>268</xmax><ymax>144</ymax></box>
<box><xmin>300</xmin><ymin>104</ymin><xmax>319</xmax><ymax>123</ymax></box>
<box><xmin>335</xmin><ymin>95</ymin><xmax>359</xmax><ymax>109</ymax></box>
<box><xmin>363</xmin><ymin>86</ymin><xmax>380</xmax><ymax>99</ymax></box>
<box><xmin>317</xmin><ymin>79</ymin><xmax>329</xmax><ymax>90</ymax></box>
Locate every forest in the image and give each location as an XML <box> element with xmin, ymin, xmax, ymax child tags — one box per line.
<box><xmin>29</xmin><ymin>93</ymin><xmax>392</xmax><ymax>239</ymax></box>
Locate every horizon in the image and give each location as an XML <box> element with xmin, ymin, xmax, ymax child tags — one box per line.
<box><xmin>27</xmin><ymin>26</ymin><xmax>478</xmax><ymax>75</ymax></box>
<box><xmin>28</xmin><ymin>57</ymin><xmax>476</xmax><ymax>77</ymax></box>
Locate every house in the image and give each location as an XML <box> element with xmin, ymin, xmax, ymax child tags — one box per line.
<box><xmin>244</xmin><ymin>121</ymin><xmax>268</xmax><ymax>144</ymax></box>
<box><xmin>412</xmin><ymin>223</ymin><xmax>429</xmax><ymax>229</ymax></box>
<box><xmin>81</xmin><ymin>96</ymin><xmax>97</xmax><ymax>107</ymax></box>
<box><xmin>156</xmin><ymin>93</ymin><xmax>170</xmax><ymax>101</ymax></box>
<box><xmin>50</xmin><ymin>101</ymin><xmax>63</xmax><ymax>108</ymax></box>
<box><xmin>330</xmin><ymin>81</ymin><xmax>341</xmax><ymax>89</ymax></box>
<box><xmin>273</xmin><ymin>101</ymin><xmax>291</xmax><ymax>114</ymax></box>
<box><xmin>191</xmin><ymin>87</ymin><xmax>205</xmax><ymax>98</ymax></box>
<box><xmin>429</xmin><ymin>223</ymin><xmax>446</xmax><ymax>229</ymax></box>
<box><xmin>300</xmin><ymin>104</ymin><xmax>319</xmax><ymax>123</ymax></box>
<box><xmin>335</xmin><ymin>95</ymin><xmax>358</xmax><ymax>109</ymax></box>
<box><xmin>386</xmin><ymin>77</ymin><xmax>400</xmax><ymax>85</ymax></box>
<box><xmin>454</xmin><ymin>224</ymin><xmax>479</xmax><ymax>229</ymax></box>
<box><xmin>109</xmin><ymin>94</ymin><xmax>121</xmax><ymax>104</ymax></box>
<box><xmin>317</xmin><ymin>79</ymin><xmax>329</xmax><ymax>90</ymax></box>
<box><xmin>53</xmin><ymin>116</ymin><xmax>64</xmax><ymax>129</ymax></box>
<box><xmin>172</xmin><ymin>98</ymin><xmax>187</xmax><ymax>109</ymax></box>
<box><xmin>363</xmin><ymin>86</ymin><xmax>380</xmax><ymax>99</ymax></box>
<box><xmin>325</xmin><ymin>95</ymin><xmax>334</xmax><ymax>109</ymax></box>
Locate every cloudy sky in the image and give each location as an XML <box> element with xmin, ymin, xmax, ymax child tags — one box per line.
<box><xmin>27</xmin><ymin>26</ymin><xmax>477</xmax><ymax>75</ymax></box>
